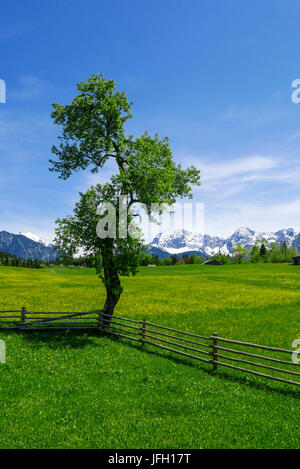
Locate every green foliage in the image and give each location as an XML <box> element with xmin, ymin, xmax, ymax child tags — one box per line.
<box><xmin>212</xmin><ymin>253</ymin><xmax>232</xmax><ymax>264</ymax></box>
<box><xmin>286</xmin><ymin>244</ymin><xmax>298</xmax><ymax>261</ymax></box>
<box><xmin>163</xmin><ymin>257</ymin><xmax>172</xmax><ymax>266</ymax></box>
<box><xmin>259</xmin><ymin>242</ymin><xmax>268</xmax><ymax>261</ymax></box>
<box><xmin>170</xmin><ymin>254</ymin><xmax>179</xmax><ymax>265</ymax></box>
<box><xmin>117</xmin><ymin>132</ymin><xmax>200</xmax><ymax>212</ymax></box>
<box><xmin>139</xmin><ymin>253</ymin><xmax>153</xmax><ymax>266</ymax></box>
<box><xmin>0</xmin><ymin>250</ymin><xmax>42</xmax><ymax>269</ymax></box>
<box><xmin>249</xmin><ymin>240</ymin><xmax>298</xmax><ymax>264</ymax></box>
<box><xmin>50</xmin><ymin>74</ymin><xmax>201</xmax><ymax>310</ymax></box>
<box><xmin>249</xmin><ymin>244</ymin><xmax>260</xmax><ymax>263</ymax></box>
<box><xmin>55</xmin><ymin>185</ymin><xmax>144</xmax><ymax>279</ymax></box>
<box><xmin>189</xmin><ymin>253</ymin><xmax>197</xmax><ymax>264</ymax></box>
<box><xmin>50</xmin><ymin>74</ymin><xmax>133</xmax><ymax>179</ymax></box>
<box><xmin>231</xmin><ymin>243</ymin><xmax>249</xmax><ymax>264</ymax></box>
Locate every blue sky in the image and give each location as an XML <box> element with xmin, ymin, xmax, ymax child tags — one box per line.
<box><xmin>1</xmin><ymin>0</ymin><xmax>300</xmax><ymax>241</ymax></box>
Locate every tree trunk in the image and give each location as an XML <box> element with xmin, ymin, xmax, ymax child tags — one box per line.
<box><xmin>101</xmin><ymin>239</ymin><xmax>122</xmax><ymax>329</ymax></box>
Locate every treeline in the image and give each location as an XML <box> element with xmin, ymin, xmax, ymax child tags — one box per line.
<box><xmin>140</xmin><ymin>240</ymin><xmax>299</xmax><ymax>266</ymax></box>
<box><xmin>140</xmin><ymin>252</ymin><xmax>205</xmax><ymax>266</ymax></box>
<box><xmin>48</xmin><ymin>253</ymin><xmax>206</xmax><ymax>268</ymax></box>
<box><xmin>215</xmin><ymin>240</ymin><xmax>298</xmax><ymax>264</ymax></box>
<box><xmin>0</xmin><ymin>251</ymin><xmax>96</xmax><ymax>269</ymax></box>
<box><xmin>0</xmin><ymin>250</ymin><xmax>42</xmax><ymax>268</ymax></box>
<box><xmin>43</xmin><ymin>255</ymin><xmax>95</xmax><ymax>268</ymax></box>
<box><xmin>1</xmin><ymin>241</ymin><xmax>297</xmax><ymax>270</ymax></box>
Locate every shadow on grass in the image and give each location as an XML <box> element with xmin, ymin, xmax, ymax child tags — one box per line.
<box><xmin>14</xmin><ymin>328</ymin><xmax>102</xmax><ymax>349</ymax></box>
<box><xmin>6</xmin><ymin>328</ymin><xmax>300</xmax><ymax>398</ymax></box>
<box><xmin>106</xmin><ymin>333</ymin><xmax>300</xmax><ymax>399</ymax></box>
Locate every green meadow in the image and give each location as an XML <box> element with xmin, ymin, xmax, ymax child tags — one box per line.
<box><xmin>0</xmin><ymin>263</ymin><xmax>299</xmax><ymax>448</ymax></box>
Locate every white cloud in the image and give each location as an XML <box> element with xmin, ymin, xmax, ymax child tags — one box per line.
<box><xmin>78</xmin><ymin>153</ymin><xmax>300</xmax><ymax>239</ymax></box>
<box><xmin>204</xmin><ymin>198</ymin><xmax>300</xmax><ymax>237</ymax></box>
<box><xmin>183</xmin><ymin>152</ymin><xmax>300</xmax><ymax>236</ymax></box>
<box><xmin>186</xmin><ymin>153</ymin><xmax>300</xmax><ymax>194</ymax></box>
<box><xmin>10</xmin><ymin>76</ymin><xmax>50</xmax><ymax>101</ymax></box>
<box><xmin>187</xmin><ymin>155</ymin><xmax>280</xmax><ymax>197</ymax></box>
<box><xmin>201</xmin><ymin>156</ymin><xmax>277</xmax><ymax>181</ymax></box>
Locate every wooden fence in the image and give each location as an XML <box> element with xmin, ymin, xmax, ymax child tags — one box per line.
<box><xmin>0</xmin><ymin>308</ymin><xmax>98</xmax><ymax>330</ymax></box>
<box><xmin>0</xmin><ymin>308</ymin><xmax>299</xmax><ymax>388</ymax></box>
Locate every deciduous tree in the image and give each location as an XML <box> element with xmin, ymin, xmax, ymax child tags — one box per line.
<box><xmin>50</xmin><ymin>74</ymin><xmax>201</xmax><ymax>321</ymax></box>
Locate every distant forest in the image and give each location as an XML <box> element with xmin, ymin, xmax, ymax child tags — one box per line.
<box><xmin>141</xmin><ymin>239</ymin><xmax>299</xmax><ymax>266</ymax></box>
<box><xmin>0</xmin><ymin>250</ymin><xmax>96</xmax><ymax>269</ymax></box>
<box><xmin>0</xmin><ymin>250</ymin><xmax>42</xmax><ymax>268</ymax></box>
<box><xmin>0</xmin><ymin>240</ymin><xmax>298</xmax><ymax>269</ymax></box>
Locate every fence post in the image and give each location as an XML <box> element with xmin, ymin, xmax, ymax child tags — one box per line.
<box><xmin>21</xmin><ymin>307</ymin><xmax>26</xmax><ymax>328</ymax></box>
<box><xmin>212</xmin><ymin>332</ymin><xmax>218</xmax><ymax>370</ymax></box>
<box><xmin>98</xmin><ymin>311</ymin><xmax>103</xmax><ymax>331</ymax></box>
<box><xmin>141</xmin><ymin>318</ymin><xmax>146</xmax><ymax>345</ymax></box>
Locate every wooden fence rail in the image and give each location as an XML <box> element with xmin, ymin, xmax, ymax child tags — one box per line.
<box><xmin>98</xmin><ymin>312</ymin><xmax>300</xmax><ymax>388</ymax></box>
<box><xmin>0</xmin><ymin>308</ymin><xmax>99</xmax><ymax>330</ymax></box>
<box><xmin>0</xmin><ymin>308</ymin><xmax>299</xmax><ymax>387</ymax></box>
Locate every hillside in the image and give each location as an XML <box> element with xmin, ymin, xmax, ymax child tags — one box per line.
<box><xmin>0</xmin><ymin>231</ymin><xmax>57</xmax><ymax>261</ymax></box>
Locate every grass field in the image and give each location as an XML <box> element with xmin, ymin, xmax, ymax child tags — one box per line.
<box><xmin>0</xmin><ymin>263</ymin><xmax>299</xmax><ymax>448</ymax></box>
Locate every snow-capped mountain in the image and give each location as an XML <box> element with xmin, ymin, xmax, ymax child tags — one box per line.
<box><xmin>0</xmin><ymin>231</ymin><xmax>57</xmax><ymax>261</ymax></box>
<box><xmin>0</xmin><ymin>227</ymin><xmax>298</xmax><ymax>261</ymax></box>
<box><xmin>148</xmin><ymin>227</ymin><xmax>300</xmax><ymax>258</ymax></box>
<box><xmin>20</xmin><ymin>232</ymin><xmax>52</xmax><ymax>247</ymax></box>
<box><xmin>149</xmin><ymin>230</ymin><xmax>205</xmax><ymax>254</ymax></box>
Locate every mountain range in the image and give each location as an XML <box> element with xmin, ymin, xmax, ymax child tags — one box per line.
<box><xmin>148</xmin><ymin>227</ymin><xmax>300</xmax><ymax>259</ymax></box>
<box><xmin>0</xmin><ymin>231</ymin><xmax>57</xmax><ymax>261</ymax></box>
<box><xmin>0</xmin><ymin>227</ymin><xmax>299</xmax><ymax>261</ymax></box>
